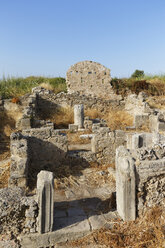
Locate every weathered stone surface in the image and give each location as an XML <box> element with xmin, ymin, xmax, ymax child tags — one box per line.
<box><xmin>91</xmin><ymin>128</ymin><xmax>126</xmax><ymax>164</ymax></box>
<box><xmin>116</xmin><ymin>145</ymin><xmax>165</xmax><ymax>218</ymax></box>
<box><xmin>88</xmin><ymin>214</ymin><xmax>106</xmax><ymax>230</ymax></box>
<box><xmin>125</xmin><ymin>93</ymin><xmax>152</xmax><ymax>116</ymax></box>
<box><xmin>116</xmin><ymin>146</ymin><xmax>136</xmax><ymax>221</ymax></box>
<box><xmin>68</xmin><ymin>124</ymin><xmax>78</xmax><ymax>131</ymax></box>
<box><xmin>37</xmin><ymin>170</ymin><xmax>54</xmax><ymax>233</ymax></box>
<box><xmin>134</xmin><ymin>114</ymin><xmax>149</xmax><ymax>129</ymax></box>
<box><xmin>9</xmin><ymin>133</ymin><xmax>29</xmax><ymax>188</ymax></box>
<box><xmin>20</xmin><ymin>117</ymin><xmax>31</xmax><ymax>129</ymax></box>
<box><xmin>0</xmin><ymin>187</ymin><xmax>38</xmax><ymax>236</ymax></box>
<box><xmin>74</xmin><ymin>104</ymin><xmax>84</xmax><ymax>129</ymax></box>
<box><xmin>126</xmin><ymin>132</ymin><xmax>153</xmax><ymax>149</ymax></box>
<box><xmin>66</xmin><ymin>61</ymin><xmax>115</xmax><ymax>99</ymax></box>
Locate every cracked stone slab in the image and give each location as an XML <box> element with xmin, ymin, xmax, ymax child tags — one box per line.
<box><xmin>88</xmin><ymin>214</ymin><xmax>106</xmax><ymax>230</ymax></box>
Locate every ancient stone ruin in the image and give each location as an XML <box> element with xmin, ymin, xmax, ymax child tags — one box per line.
<box><xmin>0</xmin><ymin>62</ymin><xmax>165</xmax><ymax>247</ymax></box>
<box><xmin>66</xmin><ymin>61</ymin><xmax>115</xmax><ymax>99</ymax></box>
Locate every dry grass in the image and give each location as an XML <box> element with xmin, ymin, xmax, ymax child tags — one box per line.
<box><xmin>53</xmin><ymin>106</ymin><xmax>74</xmax><ymax>128</ymax></box>
<box><xmin>147</xmin><ymin>95</ymin><xmax>165</xmax><ymax>110</ymax></box>
<box><xmin>0</xmin><ymin>111</ymin><xmax>18</xmax><ymax>165</ymax></box>
<box><xmin>62</xmin><ymin>206</ymin><xmax>165</xmax><ymax>248</ymax></box>
<box><xmin>67</xmin><ymin>130</ymin><xmax>92</xmax><ymax>145</ymax></box>
<box><xmin>104</xmin><ymin>110</ymin><xmax>134</xmax><ymax>131</ymax></box>
<box><xmin>84</xmin><ymin>107</ymin><xmax>134</xmax><ymax>131</ymax></box>
<box><xmin>40</xmin><ymin>82</ymin><xmax>54</xmax><ymax>91</ymax></box>
<box><xmin>39</xmin><ymin>105</ymin><xmax>133</xmax><ymax>131</ymax></box>
<box><xmin>85</xmin><ymin>108</ymin><xmax>102</xmax><ymax>119</ymax></box>
<box><xmin>0</xmin><ymin>161</ymin><xmax>10</xmax><ymax>188</ymax></box>
<box><xmin>38</xmin><ymin>106</ymin><xmax>74</xmax><ymax>129</ymax></box>
<box><xmin>148</xmin><ymin>77</ymin><xmax>165</xmax><ymax>96</ymax></box>
<box><xmin>53</xmin><ymin>162</ymin><xmax>115</xmax><ymax>191</ymax></box>
<box><xmin>6</xmin><ymin>109</ymin><xmax>23</xmax><ymax>123</ymax></box>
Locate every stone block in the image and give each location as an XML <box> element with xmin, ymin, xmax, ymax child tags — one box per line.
<box><xmin>134</xmin><ymin>114</ymin><xmax>149</xmax><ymax>128</ymax></box>
<box><xmin>68</xmin><ymin>124</ymin><xmax>78</xmax><ymax>132</ymax></box>
<box><xmin>158</xmin><ymin>122</ymin><xmax>165</xmax><ymax>131</ymax></box>
<box><xmin>37</xmin><ymin>170</ymin><xmax>54</xmax><ymax>233</ymax></box>
<box><xmin>21</xmin><ymin>118</ymin><xmax>31</xmax><ymax>129</ymax></box>
<box><xmin>116</xmin><ymin>146</ymin><xmax>136</xmax><ymax>221</ymax></box>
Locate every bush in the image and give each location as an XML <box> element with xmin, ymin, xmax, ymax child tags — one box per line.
<box><xmin>131</xmin><ymin>70</ymin><xmax>145</xmax><ymax>78</ymax></box>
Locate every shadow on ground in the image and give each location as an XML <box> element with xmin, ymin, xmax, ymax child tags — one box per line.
<box><xmin>53</xmin><ymin>195</ymin><xmax>116</xmax><ymax>231</ymax></box>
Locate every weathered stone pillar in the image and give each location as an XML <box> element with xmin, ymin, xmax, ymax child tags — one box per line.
<box><xmin>116</xmin><ymin>146</ymin><xmax>136</xmax><ymax>221</ymax></box>
<box><xmin>37</xmin><ymin>170</ymin><xmax>54</xmax><ymax>233</ymax></box>
<box><xmin>74</xmin><ymin>104</ymin><xmax>84</xmax><ymax>129</ymax></box>
<box><xmin>9</xmin><ymin>132</ymin><xmax>29</xmax><ymax>188</ymax></box>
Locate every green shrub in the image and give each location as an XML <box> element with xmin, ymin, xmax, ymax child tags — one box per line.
<box><xmin>131</xmin><ymin>70</ymin><xmax>145</xmax><ymax>78</ymax></box>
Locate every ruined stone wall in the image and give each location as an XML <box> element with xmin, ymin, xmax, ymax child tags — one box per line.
<box><xmin>9</xmin><ymin>133</ymin><xmax>29</xmax><ymax>188</ymax></box>
<box><xmin>9</xmin><ymin>128</ymin><xmax>68</xmax><ymax>188</ymax></box>
<box><xmin>116</xmin><ymin>145</ymin><xmax>165</xmax><ymax>220</ymax></box>
<box><xmin>134</xmin><ymin>145</ymin><xmax>165</xmax><ymax>215</ymax></box>
<box><xmin>0</xmin><ymin>187</ymin><xmax>38</xmax><ymax>235</ymax></box>
<box><xmin>32</xmin><ymin>87</ymin><xmax>124</xmax><ymax>123</ymax></box>
<box><xmin>92</xmin><ymin>127</ymin><xmax>126</xmax><ymax>164</ymax></box>
<box><xmin>125</xmin><ymin>93</ymin><xmax>153</xmax><ymax>129</ymax></box>
<box><xmin>22</xmin><ymin>127</ymin><xmax>68</xmax><ymax>188</ymax></box>
<box><xmin>125</xmin><ymin>93</ymin><xmax>152</xmax><ymax>116</ymax></box>
<box><xmin>66</xmin><ymin>61</ymin><xmax>116</xmax><ymax>99</ymax></box>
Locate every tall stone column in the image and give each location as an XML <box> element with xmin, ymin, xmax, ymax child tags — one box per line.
<box><xmin>116</xmin><ymin>146</ymin><xmax>136</xmax><ymax>221</ymax></box>
<box><xmin>37</xmin><ymin>170</ymin><xmax>54</xmax><ymax>233</ymax></box>
<box><xmin>74</xmin><ymin>104</ymin><xmax>84</xmax><ymax>129</ymax></box>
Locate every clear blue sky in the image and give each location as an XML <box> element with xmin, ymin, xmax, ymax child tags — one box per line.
<box><xmin>0</xmin><ymin>0</ymin><xmax>165</xmax><ymax>78</ymax></box>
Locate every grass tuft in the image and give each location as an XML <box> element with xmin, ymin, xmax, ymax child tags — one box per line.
<box><xmin>0</xmin><ymin>76</ymin><xmax>66</xmax><ymax>98</ymax></box>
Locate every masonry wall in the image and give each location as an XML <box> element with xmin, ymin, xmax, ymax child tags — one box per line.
<box><xmin>66</xmin><ymin>61</ymin><xmax>115</xmax><ymax>99</ymax></box>
<box><xmin>0</xmin><ymin>187</ymin><xmax>38</xmax><ymax>235</ymax></box>
<box><xmin>32</xmin><ymin>87</ymin><xmax>124</xmax><ymax>122</ymax></box>
<box><xmin>135</xmin><ymin>146</ymin><xmax>165</xmax><ymax>215</ymax></box>
<box><xmin>9</xmin><ymin>128</ymin><xmax>68</xmax><ymax>188</ymax></box>
<box><xmin>22</xmin><ymin>127</ymin><xmax>68</xmax><ymax>188</ymax></box>
<box><xmin>91</xmin><ymin>127</ymin><xmax>126</xmax><ymax>164</ymax></box>
<box><xmin>116</xmin><ymin>145</ymin><xmax>165</xmax><ymax>220</ymax></box>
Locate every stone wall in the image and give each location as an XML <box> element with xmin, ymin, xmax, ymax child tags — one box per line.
<box><xmin>125</xmin><ymin>93</ymin><xmax>152</xmax><ymax>116</ymax></box>
<box><xmin>116</xmin><ymin>145</ymin><xmax>165</xmax><ymax>220</ymax></box>
<box><xmin>16</xmin><ymin>93</ymin><xmax>37</xmax><ymax>130</ymax></box>
<box><xmin>9</xmin><ymin>128</ymin><xmax>68</xmax><ymax>188</ymax></box>
<box><xmin>0</xmin><ymin>187</ymin><xmax>38</xmax><ymax>235</ymax></box>
<box><xmin>9</xmin><ymin>132</ymin><xmax>29</xmax><ymax>188</ymax></box>
<box><xmin>126</xmin><ymin>132</ymin><xmax>165</xmax><ymax>149</ymax></box>
<box><xmin>91</xmin><ymin>127</ymin><xmax>126</xmax><ymax>164</ymax></box>
<box><xmin>149</xmin><ymin>113</ymin><xmax>165</xmax><ymax>132</ymax></box>
<box><xmin>31</xmin><ymin>87</ymin><xmax>124</xmax><ymax>120</ymax></box>
<box><xmin>124</xmin><ymin>93</ymin><xmax>154</xmax><ymax>129</ymax></box>
<box><xmin>66</xmin><ymin>61</ymin><xmax>116</xmax><ymax>99</ymax></box>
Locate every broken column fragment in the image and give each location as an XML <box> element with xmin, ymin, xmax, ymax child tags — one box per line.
<box><xmin>74</xmin><ymin>104</ymin><xmax>84</xmax><ymax>129</ymax></box>
<box><xmin>37</xmin><ymin>170</ymin><xmax>54</xmax><ymax>233</ymax></box>
<box><xmin>116</xmin><ymin>146</ymin><xmax>136</xmax><ymax>221</ymax></box>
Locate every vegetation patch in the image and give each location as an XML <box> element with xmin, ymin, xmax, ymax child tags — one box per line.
<box><xmin>0</xmin><ymin>76</ymin><xmax>66</xmax><ymax>98</ymax></box>
<box><xmin>61</xmin><ymin>206</ymin><xmax>165</xmax><ymax>248</ymax></box>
